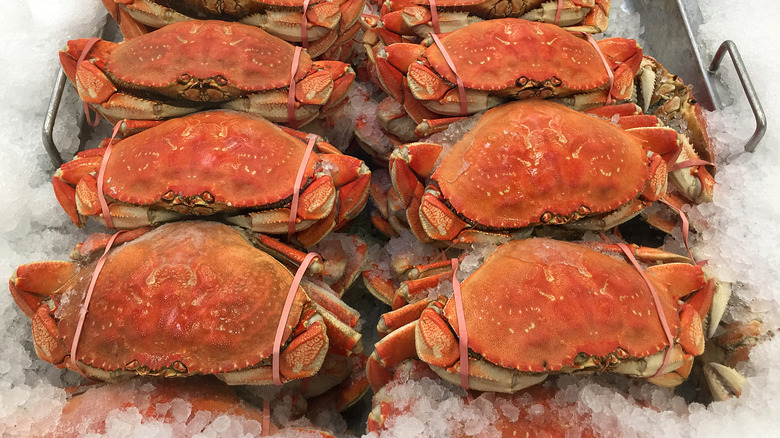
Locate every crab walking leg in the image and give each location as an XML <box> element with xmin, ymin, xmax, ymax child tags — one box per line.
<box><xmin>367</xmin><ymin>321</ymin><xmax>420</xmax><ymax>391</ymax></box>
<box><xmin>101</xmin><ymin>0</ymin><xmax>150</xmax><ymax>39</ymax></box>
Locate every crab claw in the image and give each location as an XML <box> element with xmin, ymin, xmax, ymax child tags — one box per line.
<box><xmin>704</xmin><ymin>362</ymin><xmax>747</xmax><ymax>401</ymax></box>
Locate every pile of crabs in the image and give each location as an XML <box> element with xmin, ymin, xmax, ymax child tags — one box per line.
<box><xmin>10</xmin><ymin>0</ymin><xmax>766</xmax><ymax>436</ymax></box>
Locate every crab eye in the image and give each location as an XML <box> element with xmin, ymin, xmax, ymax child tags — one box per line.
<box><xmin>549</xmin><ymin>76</ymin><xmax>562</xmax><ymax>86</ymax></box>
<box><xmin>201</xmin><ymin>191</ymin><xmax>215</xmax><ymax>203</ymax></box>
<box><xmin>178</xmin><ymin>73</ymin><xmax>191</xmax><ymax>84</ymax></box>
<box><xmin>162</xmin><ymin>190</ymin><xmax>176</xmax><ymax>201</ymax></box>
<box><xmin>214</xmin><ymin>75</ymin><xmax>228</xmax><ymax>86</ymax></box>
<box><xmin>516</xmin><ymin>76</ymin><xmax>529</xmax><ymax>87</ymax></box>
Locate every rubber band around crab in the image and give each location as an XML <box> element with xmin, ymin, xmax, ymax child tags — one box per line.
<box><xmin>273</xmin><ymin>251</ymin><xmax>321</xmax><ymax>386</ymax></box>
<box><xmin>582</xmin><ymin>32</ymin><xmax>614</xmax><ymax>106</ymax></box>
<box><xmin>288</xmin><ymin>46</ymin><xmax>304</xmax><ymax>129</ymax></box>
<box><xmin>96</xmin><ymin>120</ymin><xmax>124</xmax><ymax>230</ymax></box>
<box><xmin>288</xmin><ymin>134</ymin><xmax>319</xmax><ymax>238</ymax></box>
<box><xmin>430</xmin><ymin>33</ymin><xmax>468</xmax><ymax>116</ymax></box>
<box><xmin>614</xmin><ymin>242</ymin><xmax>676</xmax><ymax>378</ymax></box>
<box><xmin>450</xmin><ymin>258</ymin><xmax>470</xmax><ymax>389</ymax></box>
<box><xmin>70</xmin><ymin>230</ymin><xmax>127</xmax><ymax>378</ymax></box>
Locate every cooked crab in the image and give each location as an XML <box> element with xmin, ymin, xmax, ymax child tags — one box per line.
<box><xmin>101</xmin><ymin>0</ymin><xmax>364</xmax><ymax>58</ymax></box>
<box><xmin>60</xmin><ymin>20</ymin><xmax>355</xmax><ymax>128</ymax></box>
<box><xmin>378</xmin><ymin>100</ymin><xmax>712</xmax><ymax>245</ymax></box>
<box><xmin>368</xmin><ymin>359</ymin><xmax>608</xmax><ymax>437</ymax></box>
<box><xmin>49</xmin><ymin>377</ymin><xmax>340</xmax><ymax>437</ymax></box>
<box><xmin>10</xmin><ymin>221</ymin><xmax>363</xmax><ymax>389</ymax></box>
<box><xmin>367</xmin><ymin>238</ymin><xmax>720</xmax><ymax>393</ymax></box>
<box><xmin>367</xmin><ymin>19</ymin><xmax>642</xmax><ymax>139</ymax></box>
<box><xmin>372</xmin><ymin>0</ymin><xmax>610</xmax><ymax>40</ymax></box>
<box><xmin>52</xmin><ymin>110</ymin><xmax>370</xmax><ymax>247</ymax></box>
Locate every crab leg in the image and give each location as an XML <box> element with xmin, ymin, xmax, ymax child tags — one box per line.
<box><xmin>367</xmin><ymin>321</ymin><xmax>419</xmax><ymax>390</ymax></box>
<box><xmin>101</xmin><ymin>0</ymin><xmax>150</xmax><ymax>39</ymax></box>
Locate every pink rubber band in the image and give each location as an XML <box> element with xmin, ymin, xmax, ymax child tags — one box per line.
<box><xmin>69</xmin><ymin>230</ymin><xmax>127</xmax><ymax>377</ymax></box>
<box><xmin>262</xmin><ymin>399</ymin><xmax>271</xmax><ymax>436</ymax></box>
<box><xmin>582</xmin><ymin>33</ymin><xmax>614</xmax><ymax>106</ymax></box>
<box><xmin>288</xmin><ymin>46</ymin><xmax>304</xmax><ymax>129</ymax></box>
<box><xmin>430</xmin><ymin>33</ymin><xmax>468</xmax><ymax>116</ymax></box>
<box><xmin>554</xmin><ymin>0</ymin><xmax>563</xmax><ymax>25</ymax></box>
<box><xmin>273</xmin><ymin>252</ymin><xmax>320</xmax><ymax>385</ymax></box>
<box><xmin>288</xmin><ymin>134</ymin><xmax>319</xmax><ymax>237</ymax></box>
<box><xmin>659</xmin><ymin>197</ymin><xmax>695</xmax><ymax>263</ymax></box>
<box><xmin>450</xmin><ymin>258</ymin><xmax>469</xmax><ymax>389</ymax></box>
<box><xmin>427</xmin><ymin>0</ymin><xmax>441</xmax><ymax>34</ymax></box>
<box><xmin>614</xmin><ymin>243</ymin><xmax>675</xmax><ymax>378</ymax></box>
<box><xmin>96</xmin><ymin>121</ymin><xmax>124</xmax><ymax>230</ymax></box>
<box><xmin>668</xmin><ymin>158</ymin><xmax>714</xmax><ymax>172</ymax></box>
<box><xmin>74</xmin><ymin>37</ymin><xmax>102</xmax><ymax>127</ymax></box>
<box><xmin>301</xmin><ymin>0</ymin><xmax>311</xmax><ymax>49</ymax></box>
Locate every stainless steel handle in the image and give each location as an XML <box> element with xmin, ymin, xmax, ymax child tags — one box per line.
<box><xmin>41</xmin><ymin>15</ymin><xmax>115</xmax><ymax>169</ymax></box>
<box><xmin>708</xmin><ymin>40</ymin><xmax>766</xmax><ymax>153</ymax></box>
<box><xmin>41</xmin><ymin>67</ymin><xmax>68</xmax><ymax>168</ymax></box>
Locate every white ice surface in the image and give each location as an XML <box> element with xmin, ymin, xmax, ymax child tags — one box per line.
<box><xmin>1</xmin><ymin>0</ymin><xmax>779</xmax><ymax>437</ymax></box>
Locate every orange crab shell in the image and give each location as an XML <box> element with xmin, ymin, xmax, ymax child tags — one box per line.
<box><xmin>104</xmin><ymin>20</ymin><xmax>314</xmax><ymax>98</ymax></box>
<box><xmin>52</xmin><ymin>221</ymin><xmax>314</xmax><ymax>375</ymax></box>
<box><xmin>433</xmin><ymin>100</ymin><xmax>650</xmax><ymax>229</ymax></box>
<box><xmin>416</xmin><ymin>19</ymin><xmax>623</xmax><ymax>95</ymax></box>
<box><xmin>438</xmin><ymin>238</ymin><xmax>680</xmax><ymax>372</ymax></box>
<box><xmin>100</xmin><ymin>110</ymin><xmax>318</xmax><ymax>209</ymax></box>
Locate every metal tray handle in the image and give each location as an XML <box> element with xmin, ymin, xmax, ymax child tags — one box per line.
<box><xmin>708</xmin><ymin>40</ymin><xmax>767</xmax><ymax>153</ymax></box>
<box><xmin>41</xmin><ymin>67</ymin><xmax>68</xmax><ymax>168</ymax></box>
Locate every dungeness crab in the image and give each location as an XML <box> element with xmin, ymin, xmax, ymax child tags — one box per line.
<box><xmin>369</xmin><ymin>0</ymin><xmax>610</xmax><ymax>41</ymax></box>
<box><xmin>9</xmin><ymin>221</ymin><xmax>364</xmax><ymax>395</ymax></box>
<box><xmin>367</xmin><ymin>19</ymin><xmax>643</xmax><ymax>139</ymax></box>
<box><xmin>367</xmin><ymin>238</ymin><xmax>721</xmax><ymax>393</ymax></box>
<box><xmin>60</xmin><ymin>20</ymin><xmax>355</xmax><ymax>128</ymax></box>
<box><xmin>52</xmin><ymin>110</ymin><xmax>370</xmax><ymax>247</ymax></box>
<box><xmin>49</xmin><ymin>377</ymin><xmax>340</xmax><ymax>437</ymax></box>
<box><xmin>376</xmin><ymin>100</ymin><xmax>713</xmax><ymax>245</ymax></box>
<box><xmin>100</xmin><ymin>0</ymin><xmax>364</xmax><ymax>59</ymax></box>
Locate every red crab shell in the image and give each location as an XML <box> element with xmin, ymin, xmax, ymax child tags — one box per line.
<box><xmin>53</xmin><ymin>110</ymin><xmax>371</xmax><ymax>245</ymax></box>
<box><xmin>60</xmin><ymin>20</ymin><xmax>356</xmax><ymax>127</ymax></box>
<box><xmin>440</xmin><ymin>239</ymin><xmax>679</xmax><ymax>372</ymax></box>
<box><xmin>366</xmin><ymin>238</ymin><xmax>714</xmax><ymax>392</ymax></box>
<box><xmin>105</xmin><ymin>20</ymin><xmax>313</xmax><ymax>100</ymax></box>
<box><xmin>433</xmin><ymin>100</ymin><xmax>650</xmax><ymax>229</ymax></box>
<box><xmin>102</xmin><ymin>111</ymin><xmax>318</xmax><ymax>209</ymax></box>
<box><xmin>418</xmin><ymin>19</ymin><xmax>611</xmax><ymax>96</ymax></box>
<box><xmin>10</xmin><ymin>221</ymin><xmax>363</xmax><ymax>384</ymax></box>
<box><xmin>55</xmin><ymin>223</ymin><xmax>312</xmax><ymax>374</ymax></box>
<box><xmin>46</xmin><ymin>378</ymin><xmax>339</xmax><ymax>438</ymax></box>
